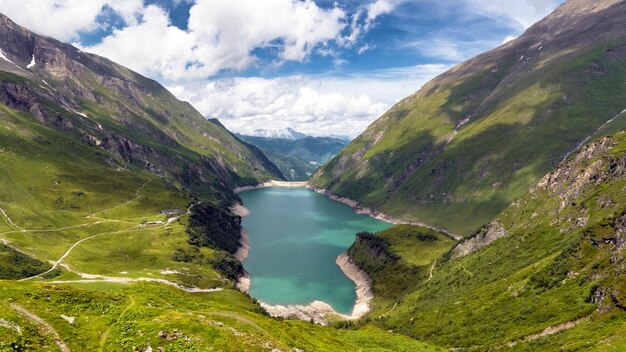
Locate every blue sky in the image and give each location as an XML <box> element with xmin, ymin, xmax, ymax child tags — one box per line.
<box><xmin>0</xmin><ymin>0</ymin><xmax>564</xmax><ymax>136</ymax></box>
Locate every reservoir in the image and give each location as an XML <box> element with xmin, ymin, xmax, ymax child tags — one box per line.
<box><xmin>239</xmin><ymin>187</ymin><xmax>391</xmax><ymax>314</ymax></box>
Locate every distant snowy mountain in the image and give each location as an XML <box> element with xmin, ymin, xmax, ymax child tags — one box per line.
<box><xmin>248</xmin><ymin>127</ymin><xmax>308</xmax><ymax>140</ymax></box>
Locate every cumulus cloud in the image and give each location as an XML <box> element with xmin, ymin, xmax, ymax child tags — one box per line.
<box><xmin>0</xmin><ymin>0</ymin><xmax>143</xmax><ymax>41</ymax></box>
<box><xmin>82</xmin><ymin>0</ymin><xmax>403</xmax><ymax>81</ymax></box>
<box><xmin>79</xmin><ymin>1</ymin><xmax>348</xmax><ymax>80</ymax></box>
<box><xmin>167</xmin><ymin>64</ymin><xmax>450</xmax><ymax>137</ymax></box>
<box><xmin>0</xmin><ymin>0</ymin><xmax>397</xmax><ymax>80</ymax></box>
<box><xmin>169</xmin><ymin>76</ymin><xmax>387</xmax><ymax>137</ymax></box>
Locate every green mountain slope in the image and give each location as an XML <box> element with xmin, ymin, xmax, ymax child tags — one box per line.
<box><xmin>0</xmin><ymin>12</ymin><xmax>442</xmax><ymax>351</ymax></box>
<box><xmin>0</xmin><ymin>12</ymin><xmax>282</xmax><ymax>199</ymax></box>
<box><xmin>238</xmin><ymin>134</ymin><xmax>348</xmax><ymax>181</ymax></box>
<box><xmin>347</xmin><ymin>132</ymin><xmax>626</xmax><ymax>350</ymax></box>
<box><xmin>310</xmin><ymin>0</ymin><xmax>626</xmax><ymax>235</ymax></box>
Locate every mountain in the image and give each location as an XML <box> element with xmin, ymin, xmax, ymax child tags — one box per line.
<box><xmin>247</xmin><ymin>127</ymin><xmax>308</xmax><ymax>140</ymax></box>
<box><xmin>238</xmin><ymin>133</ymin><xmax>349</xmax><ymax>181</ymax></box>
<box><xmin>346</xmin><ymin>131</ymin><xmax>626</xmax><ymax>350</ymax></box>
<box><xmin>0</xmin><ymin>12</ymin><xmax>282</xmax><ymax>200</ymax></box>
<box><xmin>0</xmin><ymin>12</ymin><xmax>441</xmax><ymax>351</ymax></box>
<box><xmin>310</xmin><ymin>0</ymin><xmax>626</xmax><ymax>235</ymax></box>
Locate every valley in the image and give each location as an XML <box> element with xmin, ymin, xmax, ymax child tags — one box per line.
<box><xmin>1</xmin><ymin>0</ymin><xmax>626</xmax><ymax>351</ymax></box>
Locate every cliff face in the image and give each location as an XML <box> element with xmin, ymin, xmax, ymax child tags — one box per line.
<box><xmin>0</xmin><ymin>12</ymin><xmax>283</xmax><ymax>198</ymax></box>
<box><xmin>310</xmin><ymin>0</ymin><xmax>626</xmax><ymax>234</ymax></box>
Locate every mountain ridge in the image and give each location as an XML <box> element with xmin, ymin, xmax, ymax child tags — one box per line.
<box><xmin>310</xmin><ymin>0</ymin><xmax>626</xmax><ymax>234</ymax></box>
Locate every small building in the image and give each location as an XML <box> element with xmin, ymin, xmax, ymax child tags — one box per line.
<box><xmin>160</xmin><ymin>209</ymin><xmax>180</xmax><ymax>215</ymax></box>
<box><xmin>140</xmin><ymin>221</ymin><xmax>165</xmax><ymax>228</ymax></box>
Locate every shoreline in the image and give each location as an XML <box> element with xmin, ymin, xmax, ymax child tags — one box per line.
<box><xmin>230</xmin><ymin>188</ymin><xmax>374</xmax><ymax>325</ymax></box>
<box><xmin>307</xmin><ymin>186</ymin><xmax>461</xmax><ymax>240</ymax></box>
<box><xmin>230</xmin><ymin>181</ymin><xmax>452</xmax><ymax>325</ymax></box>
<box><xmin>231</xmin><ymin>202</ymin><xmax>252</xmax><ymax>292</ymax></box>
<box><xmin>233</xmin><ymin>180</ymin><xmax>308</xmax><ymax>193</ymax></box>
<box><xmin>235</xmin><ymin>180</ymin><xmax>458</xmax><ymax>240</ymax></box>
<box><xmin>256</xmin><ymin>252</ymin><xmax>373</xmax><ymax>325</ymax></box>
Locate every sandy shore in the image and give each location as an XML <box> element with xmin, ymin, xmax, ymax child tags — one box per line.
<box><xmin>336</xmin><ymin>252</ymin><xmax>373</xmax><ymax>318</ymax></box>
<box><xmin>307</xmin><ymin>186</ymin><xmax>461</xmax><ymax>240</ymax></box>
<box><xmin>234</xmin><ymin>180</ymin><xmax>308</xmax><ymax>193</ymax></box>
<box><xmin>231</xmin><ymin>201</ymin><xmax>252</xmax><ymax>293</ymax></box>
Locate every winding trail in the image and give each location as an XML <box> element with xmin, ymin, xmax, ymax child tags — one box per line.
<box><xmin>424</xmin><ymin>260</ymin><xmax>437</xmax><ymax>283</ymax></box>
<box><xmin>5</xmin><ymin>181</ymin><xmax>215</xmax><ymax>296</ymax></box>
<box><xmin>86</xmin><ymin>179</ymin><xmax>150</xmax><ymax>219</ymax></box>
<box><xmin>18</xmin><ymin>225</ymin><xmax>141</xmax><ymax>281</ymax></box>
<box><xmin>98</xmin><ymin>297</ymin><xmax>136</xmax><ymax>351</ymax></box>
<box><xmin>11</xmin><ymin>304</ymin><xmax>70</xmax><ymax>352</ymax></box>
<box><xmin>505</xmin><ymin>316</ymin><xmax>589</xmax><ymax>348</ymax></box>
<box><xmin>561</xmin><ymin>107</ymin><xmax>626</xmax><ymax>163</ymax></box>
<box><xmin>380</xmin><ymin>302</ymin><xmax>398</xmax><ymax>318</ymax></box>
<box><xmin>0</xmin><ymin>207</ymin><xmax>26</xmax><ymax>232</ymax></box>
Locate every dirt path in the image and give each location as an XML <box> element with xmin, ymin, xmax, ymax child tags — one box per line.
<box><xmin>11</xmin><ymin>303</ymin><xmax>70</xmax><ymax>352</ymax></box>
<box><xmin>18</xmin><ymin>224</ymin><xmax>142</xmax><ymax>281</ymax></box>
<box><xmin>205</xmin><ymin>311</ymin><xmax>270</xmax><ymax>336</ymax></box>
<box><xmin>87</xmin><ymin>179</ymin><xmax>150</xmax><ymax>219</ymax></box>
<box><xmin>0</xmin><ymin>207</ymin><xmax>26</xmax><ymax>232</ymax></box>
<box><xmin>380</xmin><ymin>302</ymin><xmax>398</xmax><ymax>318</ymax></box>
<box><xmin>424</xmin><ymin>260</ymin><xmax>436</xmax><ymax>283</ymax></box>
<box><xmin>505</xmin><ymin>316</ymin><xmax>589</xmax><ymax>348</ymax></box>
<box><xmin>49</xmin><ymin>274</ymin><xmax>224</xmax><ymax>293</ymax></box>
<box><xmin>98</xmin><ymin>296</ymin><xmax>136</xmax><ymax>351</ymax></box>
<box><xmin>17</xmin><ymin>201</ymin><xmax>196</xmax><ymax>282</ymax></box>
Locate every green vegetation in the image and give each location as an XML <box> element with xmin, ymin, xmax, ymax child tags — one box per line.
<box><xmin>3</xmin><ymin>4</ymin><xmax>626</xmax><ymax>351</ymax></box>
<box><xmin>347</xmin><ymin>225</ymin><xmax>455</xmax><ymax>314</ymax></box>
<box><xmin>0</xmin><ymin>14</ymin><xmax>443</xmax><ymax>351</ymax></box>
<box><xmin>186</xmin><ymin>203</ymin><xmax>242</xmax><ymax>254</ymax></box>
<box><xmin>0</xmin><ymin>244</ymin><xmax>51</xmax><ymax>280</ymax></box>
<box><xmin>347</xmin><ymin>132</ymin><xmax>626</xmax><ymax>350</ymax></box>
<box><xmin>0</xmin><ymin>282</ymin><xmax>442</xmax><ymax>352</ymax></box>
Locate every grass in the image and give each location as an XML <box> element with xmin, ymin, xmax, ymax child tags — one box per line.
<box><xmin>346</xmin><ymin>225</ymin><xmax>455</xmax><ymax>316</ymax></box>
<box><xmin>0</xmin><ymin>281</ymin><xmax>443</xmax><ymax>352</ymax></box>
<box><xmin>347</xmin><ymin>132</ymin><xmax>626</xmax><ymax>350</ymax></box>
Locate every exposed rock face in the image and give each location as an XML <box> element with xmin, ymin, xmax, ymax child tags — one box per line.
<box><xmin>451</xmin><ymin>221</ymin><xmax>507</xmax><ymax>259</ymax></box>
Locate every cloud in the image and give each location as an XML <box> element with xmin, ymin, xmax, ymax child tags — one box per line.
<box><xmin>1</xmin><ymin>0</ymin><xmax>397</xmax><ymax>80</ymax></box>
<box><xmin>0</xmin><ymin>0</ymin><xmax>143</xmax><ymax>41</ymax></box>
<box><xmin>466</xmin><ymin>0</ymin><xmax>560</xmax><ymax>29</ymax></box>
<box><xmin>168</xmin><ymin>64</ymin><xmax>450</xmax><ymax>137</ymax></box>
<box><xmin>79</xmin><ymin>0</ymin><xmax>356</xmax><ymax>80</ymax></box>
<box><xmin>364</xmin><ymin>0</ymin><xmax>395</xmax><ymax>29</ymax></box>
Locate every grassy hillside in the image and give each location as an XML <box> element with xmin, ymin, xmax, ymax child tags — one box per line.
<box><xmin>0</xmin><ymin>282</ymin><xmax>443</xmax><ymax>352</ymax></box>
<box><xmin>347</xmin><ymin>132</ymin><xmax>626</xmax><ymax>350</ymax></box>
<box><xmin>310</xmin><ymin>0</ymin><xmax>626</xmax><ymax>235</ymax></box>
<box><xmin>346</xmin><ymin>226</ymin><xmax>455</xmax><ymax>313</ymax></box>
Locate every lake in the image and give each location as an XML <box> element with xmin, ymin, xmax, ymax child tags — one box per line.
<box><xmin>239</xmin><ymin>186</ymin><xmax>391</xmax><ymax>314</ymax></box>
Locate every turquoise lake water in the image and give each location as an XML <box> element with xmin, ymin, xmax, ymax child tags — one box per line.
<box><xmin>239</xmin><ymin>187</ymin><xmax>391</xmax><ymax>314</ymax></box>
